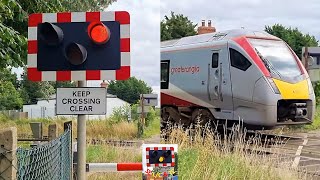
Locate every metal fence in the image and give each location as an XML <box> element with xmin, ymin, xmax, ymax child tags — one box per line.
<box><xmin>16</xmin><ymin>128</ymin><xmax>72</xmax><ymax>180</ymax></box>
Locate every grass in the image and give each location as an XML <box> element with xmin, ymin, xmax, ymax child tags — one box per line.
<box><xmin>86</xmin><ymin>144</ymin><xmax>142</xmax><ymax>163</ymax></box>
<box><xmin>86</xmin><ymin>144</ymin><xmax>142</xmax><ymax>180</ymax></box>
<box><xmin>84</xmin><ymin>123</ymin><xmax>306</xmax><ymax>180</ymax></box>
<box><xmin>86</xmin><ymin>120</ymin><xmax>138</xmax><ymax>140</ymax></box>
<box><xmin>142</xmin><ymin>117</ymin><xmax>160</xmax><ymax>138</ymax></box>
<box><xmin>302</xmin><ymin>105</ymin><xmax>320</xmax><ymax>130</ymax></box>
<box><xmin>162</xmin><ymin>124</ymin><xmax>304</xmax><ymax>180</ymax></box>
<box><xmin>0</xmin><ymin>113</ymin><xmax>160</xmax><ymax>145</ymax></box>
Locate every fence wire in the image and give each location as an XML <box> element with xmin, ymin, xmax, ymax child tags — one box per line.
<box><xmin>16</xmin><ymin>128</ymin><xmax>72</xmax><ymax>180</ymax></box>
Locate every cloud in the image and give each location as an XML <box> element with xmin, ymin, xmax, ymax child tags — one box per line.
<box><xmin>108</xmin><ymin>0</ymin><xmax>160</xmax><ymax>88</ymax></box>
<box><xmin>161</xmin><ymin>0</ymin><xmax>320</xmax><ymax>41</ymax></box>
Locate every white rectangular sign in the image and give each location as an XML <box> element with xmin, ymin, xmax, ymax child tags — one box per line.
<box><xmin>56</xmin><ymin>88</ymin><xmax>106</xmax><ymax>115</ymax></box>
<box><xmin>141</xmin><ymin>94</ymin><xmax>158</xmax><ymax>106</ymax></box>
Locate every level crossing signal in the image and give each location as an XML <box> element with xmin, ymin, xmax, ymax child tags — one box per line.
<box><xmin>27</xmin><ymin>12</ymin><xmax>130</xmax><ymax>81</ymax></box>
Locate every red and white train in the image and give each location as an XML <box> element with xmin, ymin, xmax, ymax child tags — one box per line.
<box><xmin>161</xmin><ymin>29</ymin><xmax>315</xmax><ymax>129</ymax></box>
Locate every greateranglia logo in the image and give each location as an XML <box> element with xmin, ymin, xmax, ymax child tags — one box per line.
<box><xmin>170</xmin><ymin>65</ymin><xmax>200</xmax><ymax>75</ymax></box>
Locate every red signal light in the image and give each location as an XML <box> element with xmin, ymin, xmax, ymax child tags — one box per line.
<box><xmin>88</xmin><ymin>22</ymin><xmax>110</xmax><ymax>44</ymax></box>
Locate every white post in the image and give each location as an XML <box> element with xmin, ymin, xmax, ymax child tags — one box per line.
<box><xmin>77</xmin><ymin>80</ymin><xmax>87</xmax><ymax>180</ymax></box>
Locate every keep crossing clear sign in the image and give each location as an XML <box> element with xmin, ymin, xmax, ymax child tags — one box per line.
<box><xmin>56</xmin><ymin>88</ymin><xmax>106</xmax><ymax>115</ymax></box>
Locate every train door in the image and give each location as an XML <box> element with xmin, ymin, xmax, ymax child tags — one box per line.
<box><xmin>228</xmin><ymin>42</ymin><xmax>262</xmax><ymax>121</ymax></box>
<box><xmin>208</xmin><ymin>45</ymin><xmax>233</xmax><ymax>120</ymax></box>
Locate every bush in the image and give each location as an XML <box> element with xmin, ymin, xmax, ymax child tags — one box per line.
<box><xmin>314</xmin><ymin>81</ymin><xmax>320</xmax><ymax>104</ymax></box>
<box><xmin>145</xmin><ymin>107</ymin><xmax>156</xmax><ymax>127</ymax></box>
<box><xmin>130</xmin><ymin>103</ymin><xmax>140</xmax><ymax>121</ymax></box>
<box><xmin>109</xmin><ymin>104</ymin><xmax>131</xmax><ymax>123</ymax></box>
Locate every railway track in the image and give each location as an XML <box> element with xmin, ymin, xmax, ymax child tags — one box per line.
<box><xmin>244</xmin><ymin>130</ymin><xmax>320</xmax><ymax>179</ymax></box>
<box><xmin>88</xmin><ymin>139</ymin><xmax>140</xmax><ymax>147</ymax></box>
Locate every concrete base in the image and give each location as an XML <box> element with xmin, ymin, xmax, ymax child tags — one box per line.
<box><xmin>0</xmin><ymin>127</ymin><xmax>17</xmax><ymax>180</ymax></box>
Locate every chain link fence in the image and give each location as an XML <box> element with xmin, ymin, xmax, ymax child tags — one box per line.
<box><xmin>16</xmin><ymin>128</ymin><xmax>72</xmax><ymax>180</ymax></box>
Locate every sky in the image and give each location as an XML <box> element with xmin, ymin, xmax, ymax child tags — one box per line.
<box><xmin>160</xmin><ymin>0</ymin><xmax>320</xmax><ymax>42</ymax></box>
<box><xmin>102</xmin><ymin>0</ymin><xmax>161</xmax><ymax>95</ymax></box>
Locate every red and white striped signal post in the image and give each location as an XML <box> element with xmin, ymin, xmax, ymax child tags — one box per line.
<box><xmin>28</xmin><ymin>11</ymin><xmax>130</xmax><ymax>180</ymax></box>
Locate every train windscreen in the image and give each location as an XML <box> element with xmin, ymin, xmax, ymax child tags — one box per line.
<box><xmin>248</xmin><ymin>38</ymin><xmax>302</xmax><ymax>78</ymax></box>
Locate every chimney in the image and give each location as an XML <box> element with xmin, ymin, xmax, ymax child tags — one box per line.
<box><xmin>100</xmin><ymin>80</ymin><xmax>108</xmax><ymax>88</ymax></box>
<box><xmin>197</xmin><ymin>20</ymin><xmax>216</xmax><ymax>35</ymax></box>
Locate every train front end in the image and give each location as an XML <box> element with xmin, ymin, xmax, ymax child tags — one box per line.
<box><xmin>247</xmin><ymin>37</ymin><xmax>315</xmax><ymax>126</ymax></box>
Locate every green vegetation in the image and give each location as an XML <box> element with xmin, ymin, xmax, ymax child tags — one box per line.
<box><xmin>290</xmin><ymin>106</ymin><xmax>320</xmax><ymax>131</ymax></box>
<box><xmin>165</xmin><ymin>126</ymin><xmax>302</xmax><ymax>180</ymax></box>
<box><xmin>143</xmin><ymin>116</ymin><xmax>160</xmax><ymax>138</ymax></box>
<box><xmin>0</xmin><ymin>81</ymin><xmax>23</xmax><ymax>110</ymax></box>
<box><xmin>87</xmin><ymin>145</ymin><xmax>141</xmax><ymax>163</ymax></box>
<box><xmin>0</xmin><ymin>104</ymin><xmax>160</xmax><ymax>140</ymax></box>
<box><xmin>86</xmin><ymin>144</ymin><xmax>142</xmax><ymax>180</ymax></box>
<box><xmin>161</xmin><ymin>11</ymin><xmax>197</xmax><ymax>41</ymax></box>
<box><xmin>107</xmin><ymin>77</ymin><xmax>153</xmax><ymax>104</ymax></box>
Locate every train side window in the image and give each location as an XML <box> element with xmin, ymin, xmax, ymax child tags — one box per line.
<box><xmin>161</xmin><ymin>60</ymin><xmax>170</xmax><ymax>89</ymax></box>
<box><xmin>230</xmin><ymin>48</ymin><xmax>252</xmax><ymax>71</ymax></box>
<box><xmin>212</xmin><ymin>53</ymin><xmax>219</xmax><ymax>68</ymax></box>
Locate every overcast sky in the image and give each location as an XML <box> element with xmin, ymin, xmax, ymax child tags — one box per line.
<box><xmin>105</xmin><ymin>0</ymin><xmax>160</xmax><ymax>94</ymax></box>
<box><xmin>160</xmin><ymin>0</ymin><xmax>320</xmax><ymax>42</ymax></box>
<box><xmin>107</xmin><ymin>0</ymin><xmax>160</xmax><ymax>94</ymax></box>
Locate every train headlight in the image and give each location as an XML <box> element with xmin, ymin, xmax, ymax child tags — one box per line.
<box><xmin>267</xmin><ymin>78</ymin><xmax>280</xmax><ymax>94</ymax></box>
<box><xmin>307</xmin><ymin>79</ymin><xmax>314</xmax><ymax>95</ymax></box>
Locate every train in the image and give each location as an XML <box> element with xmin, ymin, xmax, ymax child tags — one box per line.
<box><xmin>160</xmin><ymin>29</ymin><xmax>315</xmax><ymax>129</ymax></box>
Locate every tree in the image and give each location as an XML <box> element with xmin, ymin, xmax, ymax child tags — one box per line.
<box><xmin>51</xmin><ymin>81</ymin><xmax>76</xmax><ymax>89</ymax></box>
<box><xmin>161</xmin><ymin>11</ymin><xmax>197</xmax><ymax>41</ymax></box>
<box><xmin>265</xmin><ymin>24</ymin><xmax>319</xmax><ymax>58</ymax></box>
<box><xmin>0</xmin><ymin>81</ymin><xmax>23</xmax><ymax>110</ymax></box>
<box><xmin>0</xmin><ymin>68</ymin><xmax>19</xmax><ymax>89</ymax></box>
<box><xmin>107</xmin><ymin>77</ymin><xmax>153</xmax><ymax>104</ymax></box>
<box><xmin>19</xmin><ymin>71</ymin><xmax>55</xmax><ymax>104</ymax></box>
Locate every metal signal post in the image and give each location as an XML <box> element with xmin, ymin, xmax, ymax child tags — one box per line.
<box><xmin>77</xmin><ymin>81</ymin><xmax>87</xmax><ymax>180</ymax></box>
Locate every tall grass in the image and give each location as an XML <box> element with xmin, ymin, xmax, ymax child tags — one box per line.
<box><xmin>86</xmin><ymin>144</ymin><xmax>142</xmax><ymax>180</ymax></box>
<box><xmin>302</xmin><ymin>105</ymin><xmax>320</xmax><ymax>130</ymax></box>
<box><xmin>0</xmin><ymin>114</ymin><xmax>159</xmax><ymax>140</ymax></box>
<box><xmin>163</xmin><ymin>123</ymin><xmax>304</xmax><ymax>180</ymax></box>
<box><xmin>86</xmin><ymin>120</ymin><xmax>138</xmax><ymax>140</ymax></box>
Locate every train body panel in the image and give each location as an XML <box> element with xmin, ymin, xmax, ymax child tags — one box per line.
<box><xmin>161</xmin><ymin>29</ymin><xmax>315</xmax><ymax>128</ymax></box>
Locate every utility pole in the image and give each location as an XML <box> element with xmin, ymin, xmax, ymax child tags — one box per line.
<box><xmin>304</xmin><ymin>46</ymin><xmax>309</xmax><ymax>74</ymax></box>
<box><xmin>139</xmin><ymin>94</ymin><xmax>145</xmax><ymax>138</ymax></box>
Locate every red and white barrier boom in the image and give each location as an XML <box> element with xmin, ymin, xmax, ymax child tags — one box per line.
<box><xmin>87</xmin><ymin>163</ymin><xmax>142</xmax><ymax>172</ymax></box>
<box><xmin>83</xmin><ymin>144</ymin><xmax>178</xmax><ymax>176</ymax></box>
